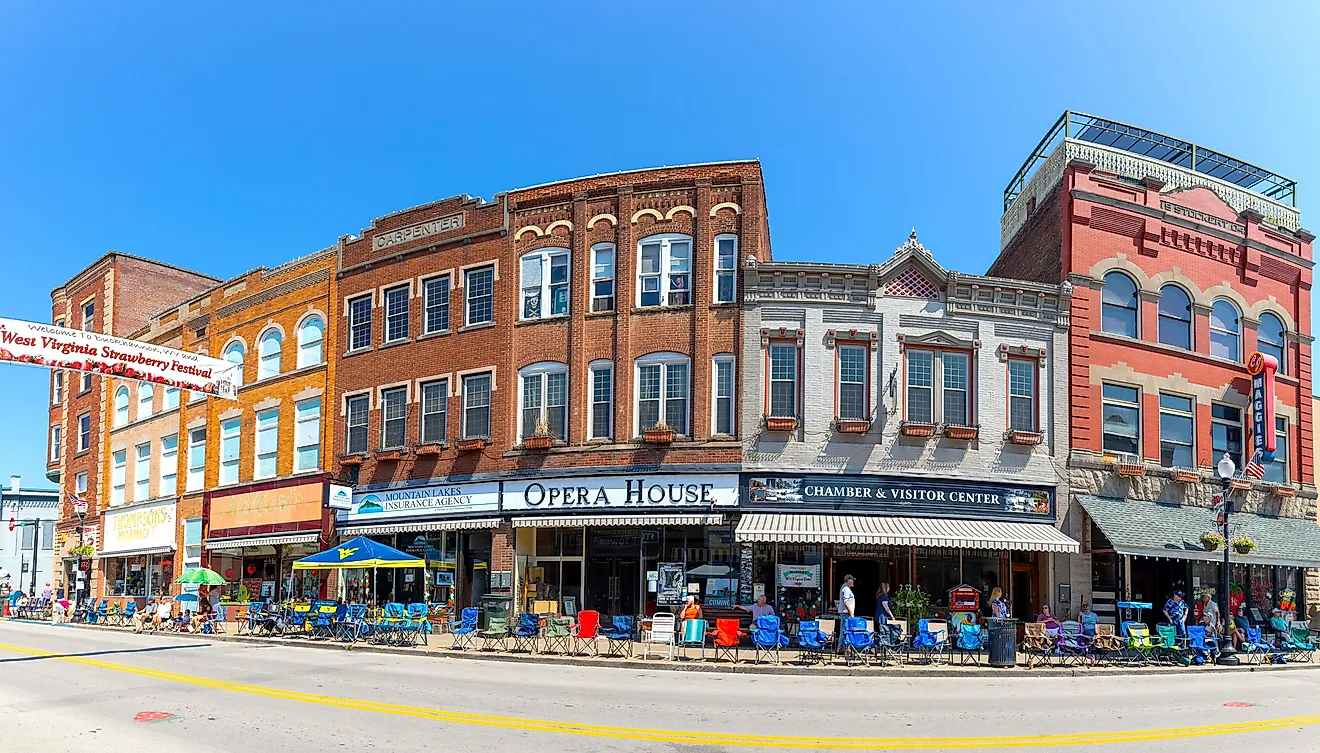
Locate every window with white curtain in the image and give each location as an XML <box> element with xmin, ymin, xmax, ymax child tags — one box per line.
<box><xmin>254</xmin><ymin>409</ymin><xmax>278</xmax><ymax>479</ymax></box>
<box><xmin>294</xmin><ymin>398</ymin><xmax>321</xmax><ymax>472</ymax></box>
<box><xmin>220</xmin><ymin>418</ymin><xmax>241</xmax><ymax>485</ymax></box>
<box><xmin>635</xmin><ymin>353</ymin><xmax>690</xmax><ymax>435</ymax></box>
<box><xmin>519</xmin><ymin>363</ymin><xmax>568</xmax><ymax>440</ymax></box>
<box><xmin>160</xmin><ymin>434</ymin><xmax>178</xmax><ymax>497</ymax></box>
<box><xmin>258</xmin><ymin>330</ymin><xmax>283</xmax><ymax>379</ymax></box>
<box><xmin>297</xmin><ymin>315</ymin><xmax>324</xmax><ymax>368</ymax></box>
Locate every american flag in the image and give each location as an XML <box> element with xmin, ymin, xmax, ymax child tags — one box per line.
<box><xmin>1244</xmin><ymin>454</ymin><xmax>1266</xmax><ymax>480</ymax></box>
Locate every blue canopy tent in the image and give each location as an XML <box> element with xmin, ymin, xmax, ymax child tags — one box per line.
<box><xmin>291</xmin><ymin>536</ymin><xmax>425</xmax><ymax>605</ymax></box>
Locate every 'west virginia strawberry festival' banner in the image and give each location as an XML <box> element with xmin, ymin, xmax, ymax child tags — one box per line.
<box><xmin>0</xmin><ymin>316</ymin><xmax>240</xmax><ymax>400</ymax></box>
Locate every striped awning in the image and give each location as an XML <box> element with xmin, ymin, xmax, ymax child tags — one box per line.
<box><xmin>511</xmin><ymin>513</ymin><xmax>725</xmax><ymax>528</ymax></box>
<box><xmin>735</xmin><ymin>514</ymin><xmax>1079</xmax><ymax>553</ymax></box>
<box><xmin>204</xmin><ymin>532</ymin><xmax>320</xmax><ymax>551</ymax></box>
<box><xmin>339</xmin><ymin>518</ymin><xmax>503</xmax><ymax>537</ymax></box>
<box><xmin>94</xmin><ymin>545</ymin><xmax>176</xmax><ymax>558</ymax></box>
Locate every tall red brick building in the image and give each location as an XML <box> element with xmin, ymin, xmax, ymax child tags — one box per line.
<box><xmin>990</xmin><ymin>113</ymin><xmax>1320</xmax><ymax>622</ymax></box>
<box><xmin>331</xmin><ymin>162</ymin><xmax>767</xmax><ymax>615</ymax></box>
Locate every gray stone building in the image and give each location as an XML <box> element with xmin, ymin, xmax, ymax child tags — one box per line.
<box><xmin>736</xmin><ymin>233</ymin><xmax>1076</xmax><ymax>626</ymax></box>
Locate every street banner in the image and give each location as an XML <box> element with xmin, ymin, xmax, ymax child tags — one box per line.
<box><xmin>0</xmin><ymin>316</ymin><xmax>240</xmax><ymax>399</ymax></box>
<box><xmin>1247</xmin><ymin>351</ymin><xmax>1278</xmax><ymax>461</ymax></box>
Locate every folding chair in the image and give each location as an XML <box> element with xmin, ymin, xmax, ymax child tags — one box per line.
<box><xmin>202</xmin><ymin>605</ymin><xmax>228</xmax><ymax>635</ymax></box>
<box><xmin>479</xmin><ymin>613</ymin><xmax>510</xmax><ymax>651</ymax></box>
<box><xmin>710</xmin><ymin>618</ymin><xmax>743</xmax><ymax>663</ymax></box>
<box><xmin>402</xmin><ymin>603</ymin><xmax>431</xmax><ymax>646</ymax></box>
<box><xmin>955</xmin><ymin>622</ymin><xmax>989</xmax><ymax>666</ymax></box>
<box><xmin>1055</xmin><ymin>621</ymin><xmax>1091</xmax><ymax>666</ymax></box>
<box><xmin>640</xmin><ymin>613</ymin><xmax>677</xmax><ymax>660</ymax></box>
<box><xmin>1186</xmin><ymin>625</ymin><xmax>1219</xmax><ymax>665</ymax></box>
<box><xmin>840</xmin><ymin>616</ymin><xmax>874</xmax><ymax>667</ymax></box>
<box><xmin>1022</xmin><ymin>622</ymin><xmax>1056</xmax><ymax>667</ymax></box>
<box><xmin>1090</xmin><ymin>623</ymin><xmax>1122</xmax><ymax>665</ymax></box>
<box><xmin>572</xmin><ymin>610</ymin><xmax>601</xmax><ymax>656</ymax></box>
<box><xmin>1286</xmin><ymin>623</ymin><xmax>1316</xmax><ymax>663</ymax></box>
<box><xmin>752</xmin><ymin>615</ymin><xmax>789</xmax><ymax>665</ymax></box>
<box><xmin>816</xmin><ymin>617</ymin><xmax>838</xmax><ymax>655</ymax></box>
<box><xmin>449</xmin><ymin>607</ymin><xmax>479</xmax><ymax>650</ymax></box>
<box><xmin>795</xmin><ymin>620</ymin><xmax>827</xmax><ymax>665</ymax></box>
<box><xmin>117</xmin><ymin>601</ymin><xmax>137</xmax><ymax>628</ymax></box>
<box><xmin>678</xmin><ymin>618</ymin><xmax>708</xmax><ymax>660</ymax></box>
<box><xmin>913</xmin><ymin>619</ymin><xmax>950</xmax><ymax>665</ymax></box>
<box><xmin>336</xmin><ymin>604</ymin><xmax>369</xmax><ymax>645</ymax></box>
<box><xmin>1153</xmin><ymin>624</ymin><xmax>1191</xmax><ymax>666</ymax></box>
<box><xmin>1240</xmin><ymin>628</ymin><xmax>1280</xmax><ymax>665</ymax></box>
<box><xmin>511</xmin><ymin>613</ymin><xmax>541</xmax><ymax>653</ymax></box>
<box><xmin>542</xmin><ymin>616</ymin><xmax>573</xmax><ymax>655</ymax></box>
<box><xmin>1122</xmin><ymin>623</ymin><xmax>1160</xmax><ymax>665</ymax></box>
<box><xmin>604</xmin><ymin>615</ymin><xmax>635</xmax><ymax>658</ymax></box>
<box><xmin>873</xmin><ymin>622</ymin><xmax>904</xmax><ymax>666</ymax></box>
<box><xmin>237</xmin><ymin>602</ymin><xmax>263</xmax><ymax>636</ymax></box>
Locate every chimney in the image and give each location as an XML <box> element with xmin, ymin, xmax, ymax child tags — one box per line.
<box><xmin>8</xmin><ymin>476</ymin><xmax>17</xmax><ymax>494</ymax></box>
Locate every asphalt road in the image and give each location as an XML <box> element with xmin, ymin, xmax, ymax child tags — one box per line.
<box><xmin>2</xmin><ymin>620</ymin><xmax>1319</xmax><ymax>752</ymax></box>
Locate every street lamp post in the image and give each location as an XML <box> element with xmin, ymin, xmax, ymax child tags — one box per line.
<box><xmin>1215</xmin><ymin>453</ymin><xmax>1236</xmax><ymax>660</ymax></box>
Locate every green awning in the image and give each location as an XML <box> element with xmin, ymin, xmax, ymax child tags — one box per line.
<box><xmin>1078</xmin><ymin>494</ymin><xmax>1320</xmax><ymax>569</ymax></box>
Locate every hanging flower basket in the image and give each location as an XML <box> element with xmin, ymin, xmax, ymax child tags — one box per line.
<box><xmin>1199</xmin><ymin>532</ymin><xmax>1224</xmax><ymax>552</ymax></box>
<box><xmin>1231</xmin><ymin>537</ymin><xmax>1257</xmax><ymax>555</ymax></box>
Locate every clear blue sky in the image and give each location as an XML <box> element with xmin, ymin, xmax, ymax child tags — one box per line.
<box><xmin>2</xmin><ymin>2</ymin><xmax>1317</xmax><ymax>489</ymax></box>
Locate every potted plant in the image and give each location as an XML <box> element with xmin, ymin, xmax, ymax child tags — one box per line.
<box><xmin>891</xmin><ymin>584</ymin><xmax>932</xmax><ymax>628</ymax></box>
<box><xmin>523</xmin><ymin>419</ymin><xmax>553</xmax><ymax>450</ymax></box>
<box><xmin>1199</xmin><ymin>532</ymin><xmax>1224</xmax><ymax>552</ymax></box>
<box><xmin>643</xmin><ymin>420</ymin><xmax>674</xmax><ymax>445</ymax></box>
<box><xmin>1231</xmin><ymin>537</ymin><xmax>1257</xmax><ymax>555</ymax></box>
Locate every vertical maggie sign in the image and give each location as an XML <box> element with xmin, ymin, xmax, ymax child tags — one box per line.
<box><xmin>1247</xmin><ymin>351</ymin><xmax>1278</xmax><ymax>461</ymax></box>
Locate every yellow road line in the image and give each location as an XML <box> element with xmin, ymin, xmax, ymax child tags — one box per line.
<box><xmin>0</xmin><ymin>640</ymin><xmax>1314</xmax><ymax>749</ymax></box>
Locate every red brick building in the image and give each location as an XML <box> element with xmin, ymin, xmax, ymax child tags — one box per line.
<box><xmin>332</xmin><ymin>162</ymin><xmax>767</xmax><ymax>615</ymax></box>
<box><xmin>991</xmin><ymin>113</ymin><xmax>1320</xmax><ymax>622</ymax></box>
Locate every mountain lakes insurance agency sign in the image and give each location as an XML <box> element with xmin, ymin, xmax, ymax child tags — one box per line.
<box><xmin>503</xmin><ymin>474</ymin><xmax>739</xmax><ymax>515</ymax></box>
<box><xmin>744</xmin><ymin>474</ymin><xmax>1054</xmax><ymax>522</ymax></box>
<box><xmin>339</xmin><ymin>481</ymin><xmax>501</xmax><ymax>524</ymax></box>
<box><xmin>101</xmin><ymin>501</ymin><xmax>176</xmax><ymax>554</ymax></box>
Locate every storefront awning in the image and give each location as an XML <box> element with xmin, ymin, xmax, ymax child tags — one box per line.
<box><xmin>205</xmin><ymin>532</ymin><xmax>320</xmax><ymax>551</ymax></box>
<box><xmin>94</xmin><ymin>545</ymin><xmax>175</xmax><ymax>558</ymax></box>
<box><xmin>1079</xmin><ymin>494</ymin><xmax>1320</xmax><ymax>568</ymax></box>
<box><xmin>511</xmin><ymin>513</ymin><xmax>726</xmax><ymax>528</ymax></box>
<box><xmin>735</xmin><ymin>514</ymin><xmax>1079</xmax><ymax>553</ymax></box>
<box><xmin>339</xmin><ymin>518</ymin><xmax>504</xmax><ymax>537</ymax></box>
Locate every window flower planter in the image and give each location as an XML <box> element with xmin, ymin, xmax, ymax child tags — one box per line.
<box><xmin>1116</xmin><ymin>462</ymin><xmax>1145</xmax><ymax>478</ymax></box>
<box><xmin>642</xmin><ymin>426</ymin><xmax>675</xmax><ymax>445</ymax></box>
<box><xmin>900</xmin><ymin>421</ymin><xmax>936</xmax><ymax>438</ymax></box>
<box><xmin>1172</xmin><ymin>469</ymin><xmax>1201</xmax><ymax>484</ymax></box>
<box><xmin>765</xmin><ymin>416</ymin><xmax>798</xmax><ymax>433</ymax></box>
<box><xmin>1008</xmin><ymin>430</ymin><xmax>1042</xmax><ymax>446</ymax></box>
<box><xmin>414</xmin><ymin>443</ymin><xmax>444</xmax><ymax>456</ymax></box>
<box><xmin>456</xmin><ymin>438</ymin><xmax>488</xmax><ymax>452</ymax></box>
<box><xmin>373</xmin><ymin>448</ymin><xmax>409</xmax><ymax>462</ymax></box>
<box><xmin>338</xmin><ymin>453</ymin><xmax>365</xmax><ymax>466</ymax></box>
<box><xmin>836</xmin><ymin>419</ymin><xmax>871</xmax><ymax>435</ymax></box>
<box><xmin>1228</xmin><ymin>478</ymin><xmax>1252</xmax><ymax>492</ymax></box>
<box><xmin>943</xmin><ymin>424</ymin><xmax>979</xmax><ymax>441</ymax></box>
<box><xmin>522</xmin><ymin>435</ymin><xmax>553</xmax><ymax>451</ymax></box>
<box><xmin>1271</xmin><ymin>484</ymin><xmax>1297</xmax><ymax>498</ymax></box>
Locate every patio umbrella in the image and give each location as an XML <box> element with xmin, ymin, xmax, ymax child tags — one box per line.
<box><xmin>175</xmin><ymin>568</ymin><xmax>227</xmax><ymax>586</ymax></box>
<box><xmin>291</xmin><ymin>536</ymin><xmax>424</xmax><ymax>606</ymax></box>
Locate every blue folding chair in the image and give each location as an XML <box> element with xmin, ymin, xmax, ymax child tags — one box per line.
<box><xmin>1242</xmin><ymin>627</ymin><xmax>1284</xmax><ymax>664</ymax></box>
<box><xmin>604</xmin><ymin>615</ymin><xmax>635</xmax><ymax>658</ymax></box>
<box><xmin>402</xmin><ymin>603</ymin><xmax>430</xmax><ymax>646</ymax></box>
<box><xmin>955</xmin><ymin>622</ymin><xmax>989</xmax><ymax>666</ymax></box>
<box><xmin>840</xmin><ymin>616</ymin><xmax>874</xmax><ymax>666</ymax></box>
<box><xmin>913</xmin><ymin>619</ymin><xmax>949</xmax><ymax>665</ymax></box>
<box><xmin>450</xmin><ymin>607</ymin><xmax>479</xmax><ymax>650</ymax></box>
<box><xmin>795</xmin><ymin>620</ymin><xmax>827</xmax><ymax>665</ymax></box>
<box><xmin>1185</xmin><ymin>625</ymin><xmax>1219</xmax><ymax>665</ymax></box>
<box><xmin>238</xmin><ymin>602</ymin><xmax>266</xmax><ymax>636</ymax></box>
<box><xmin>335</xmin><ymin>604</ymin><xmax>369</xmax><ymax>645</ymax></box>
<box><xmin>511</xmin><ymin>613</ymin><xmax>541</xmax><ymax>653</ymax></box>
<box><xmin>752</xmin><ymin>615</ymin><xmax>789</xmax><ymax>665</ymax></box>
<box><xmin>201</xmin><ymin>605</ymin><xmax>227</xmax><ymax>634</ymax></box>
<box><xmin>118</xmin><ymin>600</ymin><xmax>138</xmax><ymax>627</ymax></box>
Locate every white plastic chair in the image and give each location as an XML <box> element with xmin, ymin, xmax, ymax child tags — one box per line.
<box><xmin>641</xmin><ymin>612</ymin><xmax>677</xmax><ymax>660</ymax></box>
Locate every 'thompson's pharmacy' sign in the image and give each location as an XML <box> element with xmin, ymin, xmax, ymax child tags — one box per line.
<box><xmin>503</xmin><ymin>475</ymin><xmax>739</xmax><ymax>513</ymax></box>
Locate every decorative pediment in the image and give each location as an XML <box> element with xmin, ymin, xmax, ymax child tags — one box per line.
<box><xmin>896</xmin><ymin>331</ymin><xmax>980</xmax><ymax>350</ymax></box>
<box><xmin>825</xmin><ymin>329</ymin><xmax>879</xmax><ymax>348</ymax></box>
<box><xmin>760</xmin><ymin>326</ymin><xmax>805</xmax><ymax>347</ymax></box>
<box><xmin>877</xmin><ymin>230</ymin><xmax>947</xmax><ymax>299</ymax></box>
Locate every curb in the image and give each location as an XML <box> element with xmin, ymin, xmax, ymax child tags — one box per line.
<box><xmin>9</xmin><ymin>618</ymin><xmax>1319</xmax><ymax>679</ymax></box>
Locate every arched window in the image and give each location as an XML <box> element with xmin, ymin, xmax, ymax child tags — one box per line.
<box><xmin>520</xmin><ymin>248</ymin><xmax>570</xmax><ymax>320</ymax></box>
<box><xmin>258</xmin><ymin>330</ymin><xmax>282</xmax><ymax>380</ymax></box>
<box><xmin>297</xmin><ymin>316</ymin><xmax>324</xmax><ymax>369</ymax></box>
<box><xmin>634</xmin><ymin>352</ymin><xmax>690</xmax><ymax>436</ymax></box>
<box><xmin>1209</xmin><ymin>299</ymin><xmax>1241</xmax><ymax>362</ymax></box>
<box><xmin>1257</xmin><ymin>312</ymin><xmax>1287</xmax><ymax>374</ymax></box>
<box><xmin>518</xmin><ymin>362</ymin><xmax>569</xmax><ymax>441</ymax></box>
<box><xmin>114</xmin><ymin>386</ymin><xmax>129</xmax><ymax>427</ymax></box>
<box><xmin>223</xmin><ymin>341</ymin><xmax>245</xmax><ymax>387</ymax></box>
<box><xmin>1101</xmin><ymin>272</ymin><xmax>1138</xmax><ymax>337</ymax></box>
<box><xmin>1157</xmin><ymin>285</ymin><xmax>1192</xmax><ymax>350</ymax></box>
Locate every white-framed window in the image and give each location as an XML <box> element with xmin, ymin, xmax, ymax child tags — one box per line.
<box><xmin>345</xmin><ymin>394</ymin><xmax>370</xmax><ymax>454</ymax></box>
<box><xmin>836</xmin><ymin>345</ymin><xmax>868</xmax><ymax>422</ymax></box>
<box><xmin>714</xmin><ymin>234</ymin><xmax>738</xmax><ymax>304</ymax></box>
<box><xmin>111</xmin><ymin>449</ymin><xmax>126</xmax><ymax>506</ymax></box>
<box><xmin>82</xmin><ymin>300</ymin><xmax>95</xmax><ymax>331</ymax></box>
<box><xmin>1211</xmin><ymin>404</ymin><xmax>1243</xmax><ymax>473</ymax></box>
<box><xmin>114</xmin><ymin>386</ymin><xmax>129</xmax><ymax>427</ymax></box>
<box><xmin>220</xmin><ymin>417</ymin><xmax>241</xmax><ymax>485</ymax></box>
<box><xmin>258</xmin><ymin>329</ymin><xmax>283</xmax><ymax>379</ymax></box>
<box><xmin>348</xmin><ymin>295</ymin><xmax>373</xmax><ymax>351</ymax></box>
<box><xmin>80</xmin><ymin>371</ymin><xmax>92</xmax><ymax>393</ymax></box>
<box><xmin>75</xmin><ymin>471</ymin><xmax>87</xmax><ymax>497</ymax></box>
<box><xmin>635</xmin><ymin>353</ymin><xmax>690</xmax><ymax>435</ymax></box>
<box><xmin>1264</xmin><ymin>418</ymin><xmax>1289</xmax><ymax>484</ymax></box>
<box><xmin>49</xmin><ymin>425</ymin><xmax>61</xmax><ymax>463</ymax></box>
<box><xmin>1257</xmin><ymin>312</ymin><xmax>1287</xmax><ymax>374</ymax></box>
<box><xmin>905</xmin><ymin>349</ymin><xmax>971</xmax><ymax>426</ymax></box>
<box><xmin>134</xmin><ymin>442</ymin><xmax>151</xmax><ymax>501</ymax></box>
<box><xmin>380</xmin><ymin>387</ymin><xmax>408</xmax><ymax>449</ymax></box>
<box><xmin>53</xmin><ymin>371</ymin><xmax>63</xmax><ymax>405</ymax></box>
<box><xmin>223</xmin><ymin>341</ymin><xmax>245</xmax><ymax>387</ymax></box>
<box><xmin>1158</xmin><ymin>393</ymin><xmax>1195</xmax><ymax>468</ymax></box>
<box><xmin>78</xmin><ymin>412</ymin><xmax>90</xmax><ymax>451</ymax></box>
<box><xmin>521</xmin><ymin>249</ymin><xmax>570</xmax><ymax>320</ymax></box>
<box><xmin>423</xmin><ymin>275</ymin><xmax>451</xmax><ymax>334</ymax></box>
<box><xmin>186</xmin><ymin>428</ymin><xmax>206</xmax><ymax>492</ymax></box>
<box><xmin>767</xmin><ymin>343</ymin><xmax>799</xmax><ymax>418</ymax></box>
<box><xmin>590</xmin><ymin>244</ymin><xmax>615</xmax><ymax>312</ymax></box>
<box><xmin>519</xmin><ymin>362</ymin><xmax>568</xmax><ymax>441</ymax></box>
<box><xmin>1157</xmin><ymin>284</ymin><xmax>1192</xmax><ymax>350</ymax></box>
<box><xmin>384</xmin><ymin>284</ymin><xmax>411</xmax><ymax>343</ymax></box>
<box><xmin>183</xmin><ymin>518</ymin><xmax>203</xmax><ymax>580</ymax></box>
<box><xmin>160</xmin><ymin>434</ymin><xmax>178</xmax><ymax>497</ymax></box>
<box><xmin>1209</xmin><ymin>298</ymin><xmax>1241</xmax><ymax>362</ymax></box>
<box><xmin>1007</xmin><ymin>358</ymin><xmax>1037</xmax><ymax>432</ymax></box>
<box><xmin>1101</xmin><ymin>271</ymin><xmax>1139</xmax><ymax>337</ymax></box>
<box><xmin>465</xmin><ymin>266</ymin><xmax>495</xmax><ymax>326</ymax></box>
<box><xmin>297</xmin><ymin>315</ymin><xmax>324</xmax><ymax>368</ymax></box>
<box><xmin>637</xmin><ymin>234</ymin><xmax>692</xmax><ymax>308</ymax></box>
<box><xmin>588</xmin><ymin>360</ymin><xmax>613</xmax><ymax>440</ymax></box>
<box><xmin>462</xmin><ymin>373</ymin><xmax>493</xmax><ymax>439</ymax></box>
<box><xmin>254</xmin><ymin>408</ymin><xmax>278</xmax><ymax>480</ymax></box>
<box><xmin>138</xmin><ymin>382</ymin><xmax>154</xmax><ymax>419</ymax></box>
<box><xmin>420</xmin><ymin>380</ymin><xmax>448</xmax><ymax>444</ymax></box>
<box><xmin>164</xmin><ymin>386</ymin><xmax>180</xmax><ymax>411</ymax></box>
<box><xmin>712</xmin><ymin>354</ymin><xmax>736</xmax><ymax>436</ymax></box>
<box><xmin>1102</xmin><ymin>384</ymin><xmax>1141</xmax><ymax>457</ymax></box>
<box><xmin>294</xmin><ymin>398</ymin><xmax>321</xmax><ymax>472</ymax></box>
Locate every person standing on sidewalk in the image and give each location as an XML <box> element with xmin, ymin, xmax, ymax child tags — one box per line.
<box><xmin>837</xmin><ymin>574</ymin><xmax>856</xmax><ymax>618</ymax></box>
<box><xmin>1163</xmin><ymin>590</ymin><xmax>1188</xmax><ymax>638</ymax></box>
<box><xmin>989</xmin><ymin>587</ymin><xmax>1008</xmax><ymax>618</ymax></box>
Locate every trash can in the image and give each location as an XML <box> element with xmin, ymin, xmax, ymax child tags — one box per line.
<box><xmin>987</xmin><ymin>618</ymin><xmax>1018</xmax><ymax>667</ymax></box>
<box><xmin>479</xmin><ymin>594</ymin><xmax>512</xmax><ymax>631</ymax></box>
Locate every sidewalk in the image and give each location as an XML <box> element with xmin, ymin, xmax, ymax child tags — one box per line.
<box><xmin>8</xmin><ymin>617</ymin><xmax>1317</xmax><ymax>678</ymax></box>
